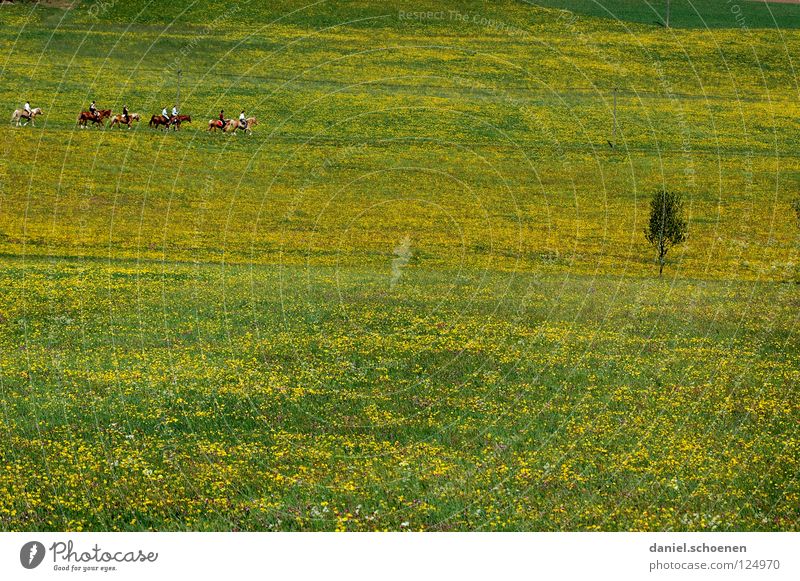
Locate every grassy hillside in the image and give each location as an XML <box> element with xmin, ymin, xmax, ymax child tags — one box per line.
<box><xmin>0</xmin><ymin>0</ymin><xmax>798</xmax><ymax>531</ymax></box>
<box><xmin>8</xmin><ymin>0</ymin><xmax>800</xmax><ymax>29</ymax></box>
<box><xmin>1</xmin><ymin>1</ymin><xmax>798</xmax><ymax>276</ymax></box>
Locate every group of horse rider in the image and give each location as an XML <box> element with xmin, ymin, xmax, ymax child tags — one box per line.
<box><xmin>89</xmin><ymin>100</ymin><xmax>132</xmax><ymax>123</ymax></box>
<box><xmin>89</xmin><ymin>101</ymin><xmax>179</xmax><ymax>125</ymax></box>
<box><xmin>161</xmin><ymin>104</ymin><xmax>180</xmax><ymax>124</ymax></box>
<box><xmin>17</xmin><ymin>100</ymin><xmax>249</xmax><ymax>130</ymax></box>
<box><xmin>218</xmin><ymin>108</ymin><xmax>249</xmax><ymax>130</ymax></box>
<box><xmin>89</xmin><ymin>101</ymin><xmax>165</xmax><ymax>125</ymax></box>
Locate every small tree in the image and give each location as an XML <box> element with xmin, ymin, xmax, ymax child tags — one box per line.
<box><xmin>794</xmin><ymin>198</ymin><xmax>800</xmax><ymax>284</ymax></box>
<box><xmin>645</xmin><ymin>190</ymin><xmax>687</xmax><ymax>275</ymax></box>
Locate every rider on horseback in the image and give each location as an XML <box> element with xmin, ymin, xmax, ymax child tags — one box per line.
<box><xmin>162</xmin><ymin>107</ymin><xmax>170</xmax><ymax>123</ymax></box>
<box><xmin>90</xmin><ymin>100</ymin><xmax>99</xmax><ymax>121</ymax></box>
<box><xmin>172</xmin><ymin>105</ymin><xmax>179</xmax><ymax>120</ymax></box>
<box><xmin>122</xmin><ymin>105</ymin><xmax>129</xmax><ymax>124</ymax></box>
<box><xmin>21</xmin><ymin>101</ymin><xmax>32</xmax><ymax>121</ymax></box>
<box><xmin>219</xmin><ymin>109</ymin><xmax>226</xmax><ymax>130</ymax></box>
<box><xmin>239</xmin><ymin>110</ymin><xmax>247</xmax><ymax>130</ymax></box>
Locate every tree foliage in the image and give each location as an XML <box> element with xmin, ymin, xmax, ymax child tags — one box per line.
<box><xmin>645</xmin><ymin>190</ymin><xmax>688</xmax><ymax>275</ymax></box>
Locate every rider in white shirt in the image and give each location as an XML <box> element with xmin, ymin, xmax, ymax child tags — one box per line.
<box><xmin>162</xmin><ymin>107</ymin><xmax>169</xmax><ymax>121</ymax></box>
<box><xmin>172</xmin><ymin>105</ymin><xmax>179</xmax><ymax>119</ymax></box>
<box><xmin>22</xmin><ymin>101</ymin><xmax>32</xmax><ymax>120</ymax></box>
<box><xmin>239</xmin><ymin>110</ymin><xmax>247</xmax><ymax>129</ymax></box>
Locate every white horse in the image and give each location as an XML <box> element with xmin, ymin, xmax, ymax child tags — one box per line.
<box><xmin>11</xmin><ymin>107</ymin><xmax>44</xmax><ymax>127</ymax></box>
<box><xmin>108</xmin><ymin>112</ymin><xmax>141</xmax><ymax>129</ymax></box>
<box><xmin>224</xmin><ymin>116</ymin><xmax>257</xmax><ymax>135</ymax></box>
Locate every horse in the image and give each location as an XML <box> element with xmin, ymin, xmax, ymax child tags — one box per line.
<box><xmin>148</xmin><ymin>114</ymin><xmax>171</xmax><ymax>130</ymax></box>
<box><xmin>11</xmin><ymin>107</ymin><xmax>44</xmax><ymax>127</ymax></box>
<box><xmin>208</xmin><ymin>119</ymin><xmax>227</xmax><ymax>132</ymax></box>
<box><xmin>108</xmin><ymin>112</ymin><xmax>140</xmax><ymax>129</ymax></box>
<box><xmin>171</xmin><ymin>114</ymin><xmax>191</xmax><ymax>131</ymax></box>
<box><xmin>224</xmin><ymin>117</ymin><xmax>257</xmax><ymax>135</ymax></box>
<box><xmin>78</xmin><ymin>109</ymin><xmax>111</xmax><ymax>128</ymax></box>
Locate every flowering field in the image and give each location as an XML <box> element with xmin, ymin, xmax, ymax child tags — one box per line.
<box><xmin>0</xmin><ymin>1</ymin><xmax>798</xmax><ymax>531</ymax></box>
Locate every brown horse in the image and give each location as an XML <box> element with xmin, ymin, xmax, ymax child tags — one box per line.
<box><xmin>77</xmin><ymin>109</ymin><xmax>111</xmax><ymax>128</ymax></box>
<box><xmin>149</xmin><ymin>114</ymin><xmax>171</xmax><ymax>130</ymax></box>
<box><xmin>224</xmin><ymin>117</ymin><xmax>257</xmax><ymax>135</ymax></box>
<box><xmin>108</xmin><ymin>112</ymin><xmax>140</xmax><ymax>129</ymax></box>
<box><xmin>171</xmin><ymin>114</ymin><xmax>192</xmax><ymax>131</ymax></box>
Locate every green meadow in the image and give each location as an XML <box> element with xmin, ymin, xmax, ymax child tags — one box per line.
<box><xmin>0</xmin><ymin>0</ymin><xmax>797</xmax><ymax>531</ymax></box>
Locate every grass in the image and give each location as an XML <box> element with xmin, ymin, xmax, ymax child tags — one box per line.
<box><xmin>528</xmin><ymin>0</ymin><xmax>800</xmax><ymax>30</ymax></box>
<box><xmin>0</xmin><ymin>0</ymin><xmax>798</xmax><ymax>531</ymax></box>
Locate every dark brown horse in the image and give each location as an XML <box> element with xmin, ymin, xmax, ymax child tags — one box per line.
<box><xmin>171</xmin><ymin>114</ymin><xmax>192</xmax><ymax>131</ymax></box>
<box><xmin>77</xmin><ymin>109</ymin><xmax>111</xmax><ymax>128</ymax></box>
<box><xmin>149</xmin><ymin>114</ymin><xmax>171</xmax><ymax>130</ymax></box>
